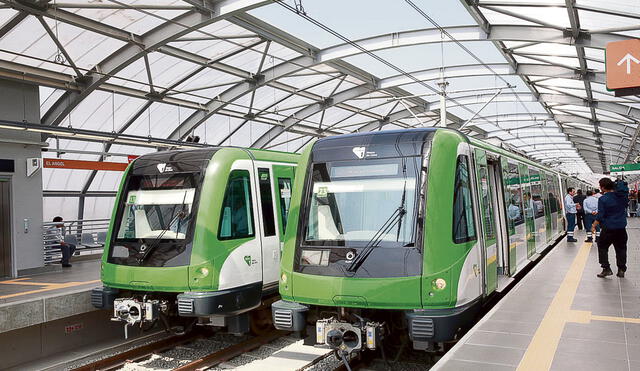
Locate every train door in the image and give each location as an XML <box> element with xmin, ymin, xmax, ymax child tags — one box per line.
<box><xmin>473</xmin><ymin>149</ymin><xmax>498</xmax><ymax>295</ymax></box>
<box><xmin>0</xmin><ymin>179</ymin><xmax>10</xmax><ymax>278</ymax></box>
<box><xmin>519</xmin><ymin>164</ymin><xmax>536</xmax><ymax>258</ymax></box>
<box><xmin>487</xmin><ymin>156</ymin><xmax>512</xmax><ymax>291</ymax></box>
<box><xmin>499</xmin><ymin>157</ymin><xmax>517</xmax><ymax>277</ymax></box>
<box><xmin>543</xmin><ymin>172</ymin><xmax>553</xmax><ymax>242</ymax></box>
<box><xmin>504</xmin><ymin>161</ymin><xmax>527</xmax><ymax>273</ymax></box>
<box><xmin>255</xmin><ymin>165</ymin><xmax>280</xmax><ymax>286</ymax></box>
<box><xmin>272</xmin><ymin>165</ymin><xmax>295</xmax><ymax>245</ymax></box>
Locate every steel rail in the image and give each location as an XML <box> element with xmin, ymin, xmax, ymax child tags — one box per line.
<box><xmin>72</xmin><ymin>331</ymin><xmax>203</xmax><ymax>371</ymax></box>
<box><xmin>174</xmin><ymin>330</ymin><xmax>287</xmax><ymax>371</ymax></box>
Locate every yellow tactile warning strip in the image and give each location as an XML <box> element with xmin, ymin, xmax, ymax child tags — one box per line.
<box><xmin>517</xmin><ymin>242</ymin><xmax>638</xmax><ymax>371</ymax></box>
<box><xmin>517</xmin><ymin>242</ymin><xmax>593</xmax><ymax>370</ymax></box>
<box><xmin>0</xmin><ymin>278</ymin><xmax>100</xmax><ymax>300</ymax></box>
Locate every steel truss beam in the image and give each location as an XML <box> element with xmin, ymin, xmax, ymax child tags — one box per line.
<box><xmin>0</xmin><ymin>10</ymin><xmax>27</xmax><ymax>38</ymax></box>
<box><xmin>43</xmin><ymin>190</ymin><xmax>117</xmax><ymax>197</ymax></box>
<box><xmin>168</xmin><ymin>13</ymin><xmax>438</xmax><ymax>144</ymax></box>
<box><xmin>2</xmin><ymin>0</ymin><xmax>631</xmax><ymax>172</ymax></box>
<box><xmin>0</xmin><ymin>0</ymin><xmax>273</xmax><ymax>128</ymax></box>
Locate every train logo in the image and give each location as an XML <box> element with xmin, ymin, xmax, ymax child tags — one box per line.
<box><xmin>156</xmin><ymin>163</ymin><xmax>174</xmax><ymax>173</ymax></box>
<box><xmin>352</xmin><ymin>146</ymin><xmax>366</xmax><ymax>159</ymax></box>
<box><xmin>244</xmin><ymin>255</ymin><xmax>257</xmax><ymax>266</ymax></box>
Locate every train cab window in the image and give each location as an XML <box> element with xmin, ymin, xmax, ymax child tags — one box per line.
<box><xmin>258</xmin><ymin>168</ymin><xmax>276</xmax><ymax>237</ymax></box>
<box><xmin>219</xmin><ymin>170</ymin><xmax>255</xmax><ymax>240</ymax></box>
<box><xmin>453</xmin><ymin>155</ymin><xmax>476</xmax><ymax>243</ymax></box>
<box><xmin>277</xmin><ymin>178</ymin><xmax>292</xmax><ymax>233</ymax></box>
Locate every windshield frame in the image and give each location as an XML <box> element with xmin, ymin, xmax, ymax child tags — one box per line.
<box><xmin>300</xmin><ymin>156</ymin><xmax>422</xmax><ymax>249</ymax></box>
<box><xmin>293</xmin><ymin>131</ymin><xmax>434</xmax><ymax>278</ymax></box>
<box><xmin>107</xmin><ymin>150</ymin><xmax>215</xmax><ymax>267</ymax></box>
<box><xmin>115</xmin><ymin>187</ymin><xmax>197</xmax><ymax>242</ymax></box>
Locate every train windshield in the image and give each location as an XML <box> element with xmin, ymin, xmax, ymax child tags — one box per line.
<box><xmin>116</xmin><ymin>188</ymin><xmax>195</xmax><ymax>240</ymax></box>
<box><xmin>304</xmin><ymin>157</ymin><xmax>420</xmax><ymax>248</ymax></box>
<box><xmin>109</xmin><ymin>172</ymin><xmax>200</xmax><ymax>267</ymax></box>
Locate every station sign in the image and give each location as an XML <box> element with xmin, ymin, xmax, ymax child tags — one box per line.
<box><xmin>606</xmin><ymin>39</ymin><xmax>640</xmax><ymax>95</ymax></box>
<box><xmin>610</xmin><ymin>163</ymin><xmax>640</xmax><ymax>175</ymax></box>
<box><xmin>43</xmin><ymin>158</ymin><xmax>128</xmax><ymax>171</ymax></box>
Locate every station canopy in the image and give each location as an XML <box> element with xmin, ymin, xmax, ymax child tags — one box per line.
<box><xmin>0</xmin><ymin>0</ymin><xmax>637</xmax><ymax>219</ymax></box>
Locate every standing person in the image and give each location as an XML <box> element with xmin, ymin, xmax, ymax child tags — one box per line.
<box><xmin>592</xmin><ymin>178</ymin><xmax>628</xmax><ymax>278</ymax></box>
<box><xmin>628</xmin><ymin>191</ymin><xmax>637</xmax><ymax>217</ymax></box>
<box><xmin>45</xmin><ymin>216</ymin><xmax>76</xmax><ymax>267</ymax></box>
<box><xmin>574</xmin><ymin>189</ymin><xmax>586</xmax><ymax>230</ymax></box>
<box><xmin>564</xmin><ymin>188</ymin><xmax>578</xmax><ymax>242</ymax></box>
<box><xmin>583</xmin><ymin>190</ymin><xmax>599</xmax><ymax>243</ymax></box>
<box><xmin>594</xmin><ymin>189</ymin><xmax>602</xmax><ymax>199</ymax></box>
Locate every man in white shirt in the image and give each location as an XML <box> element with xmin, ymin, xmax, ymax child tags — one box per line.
<box><xmin>564</xmin><ymin>188</ymin><xmax>578</xmax><ymax>242</ymax></box>
<box><xmin>45</xmin><ymin>216</ymin><xmax>76</xmax><ymax>267</ymax></box>
<box><xmin>583</xmin><ymin>190</ymin><xmax>599</xmax><ymax>243</ymax></box>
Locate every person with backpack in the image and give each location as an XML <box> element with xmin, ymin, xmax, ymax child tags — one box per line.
<box><xmin>583</xmin><ymin>190</ymin><xmax>599</xmax><ymax>243</ymax></box>
<box><xmin>592</xmin><ymin>178</ymin><xmax>629</xmax><ymax>278</ymax></box>
<box><xmin>574</xmin><ymin>189</ymin><xmax>586</xmax><ymax>230</ymax></box>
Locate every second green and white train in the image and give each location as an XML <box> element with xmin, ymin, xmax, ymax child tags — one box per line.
<box><xmin>272</xmin><ymin>128</ymin><xmax>589</xmax><ymax>353</ymax></box>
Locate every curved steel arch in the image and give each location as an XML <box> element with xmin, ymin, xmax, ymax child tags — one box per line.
<box><xmin>165</xmin><ymin>20</ymin><xmax>631</xmax><ymax>153</ymax></box>
<box><xmin>26</xmin><ymin>0</ymin><xmax>273</xmax><ymax>128</ymax></box>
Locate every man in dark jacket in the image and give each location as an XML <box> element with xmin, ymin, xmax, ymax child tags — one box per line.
<box><xmin>574</xmin><ymin>189</ymin><xmax>586</xmax><ymax>230</ymax></box>
<box><xmin>591</xmin><ymin>178</ymin><xmax>628</xmax><ymax>278</ymax></box>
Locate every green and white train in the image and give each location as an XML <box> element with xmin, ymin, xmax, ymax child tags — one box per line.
<box><xmin>271</xmin><ymin>128</ymin><xmax>588</xmax><ymax>353</ymax></box>
<box><xmin>91</xmin><ymin>147</ymin><xmax>298</xmax><ymax>336</ymax></box>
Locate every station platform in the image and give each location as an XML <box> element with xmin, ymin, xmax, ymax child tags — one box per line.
<box><xmin>435</xmin><ymin>218</ymin><xmax>640</xmax><ymax>371</ymax></box>
<box><xmin>0</xmin><ymin>259</ymin><xmax>148</xmax><ymax>370</ymax></box>
<box><xmin>0</xmin><ymin>260</ymin><xmax>100</xmax><ymax>334</ymax></box>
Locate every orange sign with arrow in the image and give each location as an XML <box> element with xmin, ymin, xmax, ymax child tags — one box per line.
<box><xmin>606</xmin><ymin>39</ymin><xmax>640</xmax><ymax>90</ymax></box>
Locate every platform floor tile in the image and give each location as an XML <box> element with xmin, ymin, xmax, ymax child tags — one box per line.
<box><xmin>435</xmin><ymin>218</ymin><xmax>640</xmax><ymax>371</ymax></box>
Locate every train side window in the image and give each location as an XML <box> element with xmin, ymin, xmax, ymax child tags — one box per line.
<box><xmin>453</xmin><ymin>155</ymin><xmax>477</xmax><ymax>243</ymax></box>
<box><xmin>506</xmin><ymin>161</ymin><xmax>524</xmax><ymax>226</ymax></box>
<box><xmin>258</xmin><ymin>168</ymin><xmax>276</xmax><ymax>237</ymax></box>
<box><xmin>277</xmin><ymin>178</ymin><xmax>292</xmax><ymax>232</ymax></box>
<box><xmin>528</xmin><ymin>167</ymin><xmax>545</xmax><ymax>219</ymax></box>
<box><xmin>219</xmin><ymin>170</ymin><xmax>255</xmax><ymax>240</ymax></box>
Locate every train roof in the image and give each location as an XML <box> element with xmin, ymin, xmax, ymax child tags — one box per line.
<box><xmin>133</xmin><ymin>146</ymin><xmax>299</xmax><ymax>164</ymax></box>
<box><xmin>311</xmin><ymin>128</ymin><xmax>573</xmax><ymax>178</ymax></box>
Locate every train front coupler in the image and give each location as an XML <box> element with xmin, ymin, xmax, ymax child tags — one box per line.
<box><xmin>316</xmin><ymin>317</ymin><xmax>384</xmax><ymax>354</ymax></box>
<box><xmin>111</xmin><ymin>297</ymin><xmax>169</xmax><ymax>338</ymax></box>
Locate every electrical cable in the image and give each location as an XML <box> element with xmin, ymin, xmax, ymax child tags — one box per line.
<box><xmin>276</xmin><ymin>0</ymin><xmax>499</xmax><ymax>129</ymax></box>
<box><xmin>404</xmin><ymin>0</ymin><xmax>535</xmax><ymax>120</ymax></box>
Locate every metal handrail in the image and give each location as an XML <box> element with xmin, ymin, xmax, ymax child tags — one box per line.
<box><xmin>42</xmin><ymin>218</ymin><xmax>110</xmax><ymax>264</ymax></box>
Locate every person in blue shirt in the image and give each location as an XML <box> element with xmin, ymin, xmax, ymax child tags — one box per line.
<box><xmin>564</xmin><ymin>188</ymin><xmax>578</xmax><ymax>242</ymax></box>
<box><xmin>583</xmin><ymin>190</ymin><xmax>600</xmax><ymax>243</ymax></box>
<box><xmin>591</xmin><ymin>178</ymin><xmax>628</xmax><ymax>278</ymax></box>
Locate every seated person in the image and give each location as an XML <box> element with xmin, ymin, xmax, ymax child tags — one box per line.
<box><xmin>46</xmin><ymin>216</ymin><xmax>76</xmax><ymax>268</ymax></box>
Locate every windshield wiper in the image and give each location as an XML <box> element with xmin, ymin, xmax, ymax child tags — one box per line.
<box><xmin>347</xmin><ymin>139</ymin><xmax>410</xmax><ymax>274</ymax></box>
<box><xmin>346</xmin><ymin>205</ymin><xmax>406</xmax><ymax>273</ymax></box>
<box><xmin>138</xmin><ymin>191</ymin><xmax>189</xmax><ymax>265</ymax></box>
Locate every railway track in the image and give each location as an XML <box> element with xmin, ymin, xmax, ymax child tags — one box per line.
<box><xmin>72</xmin><ymin>329</ymin><xmax>289</xmax><ymax>371</ymax></box>
<box><xmin>69</xmin><ymin>327</ymin><xmax>435</xmax><ymax>371</ymax></box>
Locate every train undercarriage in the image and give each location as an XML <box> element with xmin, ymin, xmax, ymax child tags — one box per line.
<box><xmin>92</xmin><ymin>285</ymin><xmax>277</xmax><ymax>338</ymax></box>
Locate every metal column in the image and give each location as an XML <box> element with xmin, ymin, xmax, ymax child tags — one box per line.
<box><xmin>0</xmin><ymin>179</ymin><xmax>11</xmax><ymax>277</ymax></box>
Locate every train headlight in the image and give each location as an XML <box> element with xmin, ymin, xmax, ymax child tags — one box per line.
<box><xmin>432</xmin><ymin>278</ymin><xmax>447</xmax><ymax>290</ymax></box>
<box><xmin>281</xmin><ymin>273</ymin><xmax>287</xmax><ymax>283</ymax></box>
<box><xmin>196</xmin><ymin>267</ymin><xmax>209</xmax><ymax>277</ymax></box>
